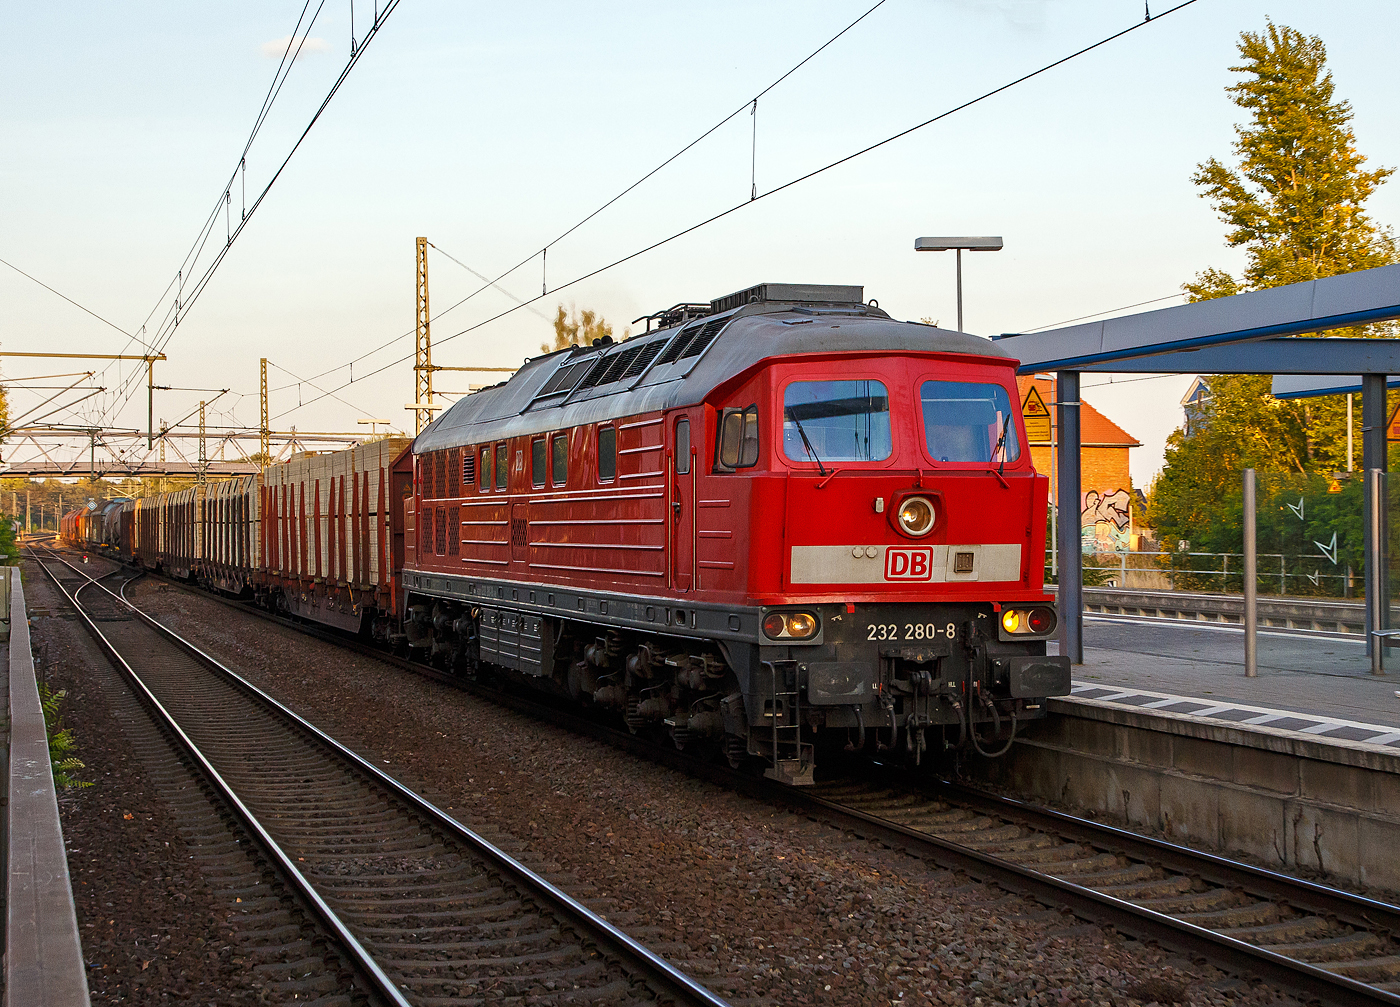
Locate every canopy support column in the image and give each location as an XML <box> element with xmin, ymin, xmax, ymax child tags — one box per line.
<box><xmin>1056</xmin><ymin>371</ymin><xmax>1083</xmax><ymax>665</ymax></box>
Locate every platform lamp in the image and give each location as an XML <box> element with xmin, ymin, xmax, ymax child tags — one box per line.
<box><xmin>914</xmin><ymin>236</ymin><xmax>1003</xmax><ymax>333</ymax></box>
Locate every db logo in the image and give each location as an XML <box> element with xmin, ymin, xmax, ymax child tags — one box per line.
<box><xmin>885</xmin><ymin>547</ymin><xmax>934</xmax><ymax>581</ymax></box>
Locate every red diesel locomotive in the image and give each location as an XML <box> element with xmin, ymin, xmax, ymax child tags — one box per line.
<box><xmin>403</xmin><ymin>282</ymin><xmax>1069</xmax><ymax>784</ymax></box>
<box><xmin>62</xmin><ymin>282</ymin><xmax>1069</xmax><ymax>784</ymax></box>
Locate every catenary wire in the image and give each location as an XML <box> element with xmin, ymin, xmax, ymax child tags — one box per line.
<box><xmin>281</xmin><ymin>0</ymin><xmax>894</xmax><ymax>390</ymax></box>
<box><xmin>274</xmin><ymin>0</ymin><xmax>1200</xmax><ymax>421</ymax></box>
<box><xmin>0</xmin><ymin>255</ymin><xmax>152</xmax><ymax>348</ymax></box>
<box><xmin>1017</xmin><ymin>292</ymin><xmax>1187</xmax><ymax>332</ymax></box>
<box><xmin>99</xmin><ymin>0</ymin><xmax>368</xmax><ymax>420</ymax></box>
<box><xmin>100</xmin><ymin>3</ymin><xmax>324</xmax><ymax>379</ymax></box>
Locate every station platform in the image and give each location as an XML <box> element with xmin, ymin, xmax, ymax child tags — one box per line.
<box><xmin>4</xmin><ymin>565</ymin><xmax>90</xmax><ymax>1006</ymax></box>
<box><xmin>1050</xmin><ymin>612</ymin><xmax>1400</xmax><ymax>747</ymax></box>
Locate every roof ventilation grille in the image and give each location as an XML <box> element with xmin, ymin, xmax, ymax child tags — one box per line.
<box><xmin>709</xmin><ymin>282</ymin><xmax>864</xmax><ymax>314</ymax></box>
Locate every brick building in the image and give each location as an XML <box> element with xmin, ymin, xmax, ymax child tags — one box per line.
<box><xmin>1016</xmin><ymin>375</ymin><xmax>1141</xmax><ymax>553</ymax></box>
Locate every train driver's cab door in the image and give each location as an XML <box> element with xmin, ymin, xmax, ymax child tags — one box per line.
<box><xmin>671</xmin><ymin>416</ymin><xmax>694</xmax><ymax>592</ymax></box>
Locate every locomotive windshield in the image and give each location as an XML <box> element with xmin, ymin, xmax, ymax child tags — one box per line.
<box><xmin>920</xmin><ymin>381</ymin><xmax>1021</xmax><ymax>464</ymax></box>
<box><xmin>783</xmin><ymin>380</ymin><xmax>892</xmax><ymax>463</ymax></box>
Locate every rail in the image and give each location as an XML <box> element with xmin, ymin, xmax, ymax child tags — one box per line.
<box><xmin>161</xmin><ymin>571</ymin><xmax>1400</xmax><ymax>1006</ymax></box>
<box><xmin>32</xmin><ymin>547</ymin><xmax>729</xmax><ymax>1007</ymax></box>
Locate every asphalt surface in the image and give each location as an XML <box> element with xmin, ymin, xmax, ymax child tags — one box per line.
<box><xmin>1050</xmin><ymin>614</ymin><xmax>1400</xmax><ymax>731</ymax></box>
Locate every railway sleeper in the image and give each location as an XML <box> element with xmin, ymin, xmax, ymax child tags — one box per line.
<box><xmin>1177</xmin><ymin>901</ymin><xmax>1282</xmax><ymax>928</ymax></box>
<box><xmin>1320</xmin><ymin>956</ymin><xmax>1400</xmax><ymax>983</ymax></box>
<box><xmin>1267</xmin><ymin>931</ymin><xmax>1386</xmax><ymax>963</ymax></box>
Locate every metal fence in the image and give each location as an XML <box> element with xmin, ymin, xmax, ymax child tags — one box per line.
<box><xmin>1045</xmin><ymin>549</ymin><xmax>1361</xmax><ymax>597</ymax></box>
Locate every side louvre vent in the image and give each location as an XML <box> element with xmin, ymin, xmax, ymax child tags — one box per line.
<box><xmin>462</xmin><ymin>451</ymin><xmax>476</xmax><ymax>487</ymax></box>
<box><xmin>655</xmin><ymin>323</ymin><xmax>703</xmax><ymax>366</ymax></box>
<box><xmin>434</xmin><ymin>450</ymin><xmax>448</xmax><ymax>499</ymax></box>
<box><xmin>448</xmin><ymin>448</ymin><xmax>462</xmax><ymax>497</ymax></box>
<box><xmin>537</xmin><ymin>357</ymin><xmax>594</xmax><ymax>397</ymax></box>
<box><xmin>598</xmin><ymin>346</ymin><xmax>641</xmax><ymax>385</ymax></box>
<box><xmin>680</xmin><ymin>316</ymin><xmax>728</xmax><ymax>359</ymax></box>
<box><xmin>576</xmin><ymin>356</ymin><xmax>614</xmax><ymax>390</ymax></box>
<box><xmin>622</xmin><ymin>340</ymin><xmax>665</xmax><ymax>378</ymax></box>
<box><xmin>448</xmin><ymin>505</ymin><xmax>460</xmax><ymax>556</ymax></box>
<box><xmin>434</xmin><ymin>506</ymin><xmax>447</xmax><ymax>556</ymax></box>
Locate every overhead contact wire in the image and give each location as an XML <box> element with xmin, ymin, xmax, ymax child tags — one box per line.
<box><xmin>286</xmin><ymin>0</ymin><xmax>893</xmax><ymax>389</ymax></box>
<box><xmin>276</xmin><ymin>0</ymin><xmax>1200</xmax><ymax>419</ymax></box>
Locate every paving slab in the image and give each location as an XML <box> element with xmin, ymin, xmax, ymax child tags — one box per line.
<box><xmin>1051</xmin><ymin>613</ymin><xmax>1400</xmax><ymax>737</ymax></box>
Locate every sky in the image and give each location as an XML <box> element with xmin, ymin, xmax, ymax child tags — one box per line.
<box><xmin>4</xmin><ymin>0</ymin><xmax>1399</xmax><ymax>487</ymax></box>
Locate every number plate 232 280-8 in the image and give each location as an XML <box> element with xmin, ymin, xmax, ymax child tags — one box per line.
<box><xmin>866</xmin><ymin>622</ymin><xmax>957</xmax><ymax>642</ymax></box>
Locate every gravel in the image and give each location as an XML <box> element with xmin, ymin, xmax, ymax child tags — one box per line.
<box><xmin>27</xmin><ymin>567</ymin><xmax>259</xmax><ymax>1005</ymax></box>
<box><xmin>112</xmin><ymin>577</ymin><xmax>1303</xmax><ymax>1007</ymax></box>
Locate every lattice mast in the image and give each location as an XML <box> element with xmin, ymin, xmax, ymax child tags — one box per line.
<box><xmin>414</xmin><ymin>236</ymin><xmax>434</xmax><ymax>435</ymax></box>
<box><xmin>198</xmin><ymin>400</ymin><xmax>207</xmax><ymax>485</ymax></box>
<box><xmin>260</xmin><ymin>357</ymin><xmax>270</xmax><ymax>467</ymax></box>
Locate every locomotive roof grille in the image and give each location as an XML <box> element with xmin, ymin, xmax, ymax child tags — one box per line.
<box><xmin>654</xmin><ymin>322</ymin><xmax>702</xmax><ymax>366</ymax></box>
<box><xmin>680</xmin><ymin>316</ymin><xmax>728</xmax><ymax>358</ymax></box>
<box><xmin>534</xmin><ymin>356</ymin><xmax>594</xmax><ymax>398</ymax></box>
<box><xmin>622</xmin><ymin>339</ymin><xmax>666</xmax><ymax>378</ymax></box>
<box><xmin>709</xmin><ymin>282</ymin><xmax>864</xmax><ymax>314</ymax></box>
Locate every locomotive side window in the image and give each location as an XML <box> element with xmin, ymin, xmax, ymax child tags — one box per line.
<box><xmin>675</xmin><ymin>418</ymin><xmax>690</xmax><ymax>475</ymax></box>
<box><xmin>531</xmin><ymin>438</ymin><xmax>546</xmax><ymax>488</ymax></box>
<box><xmin>479</xmin><ymin>447</ymin><xmax>490</xmax><ymax>492</ymax></box>
<box><xmin>495</xmin><ymin>443</ymin><xmax>508</xmax><ymax>490</ymax></box>
<box><xmin>552</xmin><ymin>433</ymin><xmax>568</xmax><ymax>486</ymax></box>
<box><xmin>716</xmin><ymin>405</ymin><xmax>759</xmax><ymax>470</ymax></box>
<box><xmin>782</xmin><ymin>380</ymin><xmax>891</xmax><ymax>463</ymax></box>
<box><xmin>920</xmin><ymin>381</ymin><xmax>1021</xmax><ymax>464</ymax></box>
<box><xmin>598</xmin><ymin>426</ymin><xmax>617</xmax><ymax>482</ymax></box>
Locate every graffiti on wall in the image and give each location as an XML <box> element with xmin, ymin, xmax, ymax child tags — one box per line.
<box><xmin>1081</xmin><ymin>488</ymin><xmax>1131</xmax><ymax>553</ymax></box>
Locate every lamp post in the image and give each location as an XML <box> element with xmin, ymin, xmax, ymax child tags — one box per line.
<box><xmin>914</xmin><ymin>236</ymin><xmax>1004</xmax><ymax>332</ymax></box>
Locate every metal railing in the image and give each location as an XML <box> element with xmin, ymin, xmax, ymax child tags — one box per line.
<box><xmin>1046</xmin><ymin>549</ymin><xmax>1366</xmax><ymax>598</ymax></box>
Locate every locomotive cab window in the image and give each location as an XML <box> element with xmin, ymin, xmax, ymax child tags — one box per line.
<box><xmin>479</xmin><ymin>447</ymin><xmax>490</xmax><ymax>492</ymax></box>
<box><xmin>783</xmin><ymin>380</ymin><xmax>891</xmax><ymax>464</ymax></box>
<box><xmin>531</xmin><ymin>438</ymin><xmax>546</xmax><ymax>488</ymax></box>
<box><xmin>715</xmin><ymin>405</ymin><xmax>759</xmax><ymax>470</ymax></box>
<box><xmin>920</xmin><ymin>381</ymin><xmax>1021</xmax><ymax>464</ymax></box>
<box><xmin>598</xmin><ymin>426</ymin><xmax>617</xmax><ymax>482</ymax></box>
<box><xmin>495</xmin><ymin>443</ymin><xmax>508</xmax><ymax>490</ymax></box>
<box><xmin>552</xmin><ymin>433</ymin><xmax>568</xmax><ymax>486</ymax></box>
<box><xmin>675</xmin><ymin>418</ymin><xmax>690</xmax><ymax>475</ymax></box>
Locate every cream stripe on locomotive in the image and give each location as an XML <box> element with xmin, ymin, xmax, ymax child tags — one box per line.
<box><xmin>790</xmin><ymin>544</ymin><xmax>1022</xmax><ymax>584</ymax></box>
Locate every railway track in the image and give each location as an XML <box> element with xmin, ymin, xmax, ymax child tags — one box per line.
<box><xmin>93</xmin><ymin>555</ymin><xmax>1400</xmax><ymax>1006</ymax></box>
<box><xmin>31</xmin><ymin>547</ymin><xmax>729</xmax><ymax>1007</ymax></box>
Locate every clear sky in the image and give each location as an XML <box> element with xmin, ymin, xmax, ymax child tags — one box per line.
<box><xmin>4</xmin><ymin>0</ymin><xmax>1398</xmax><ymax>486</ymax></box>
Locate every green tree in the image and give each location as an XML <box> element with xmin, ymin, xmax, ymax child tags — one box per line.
<box><xmin>1149</xmin><ymin>23</ymin><xmax>1396</xmax><ymax>558</ymax></box>
<box><xmin>540</xmin><ymin>306</ymin><xmax>626</xmax><ymax>354</ymax></box>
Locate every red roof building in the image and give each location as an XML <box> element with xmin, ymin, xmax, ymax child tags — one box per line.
<box><xmin>1016</xmin><ymin>375</ymin><xmax>1141</xmax><ymax>553</ymax></box>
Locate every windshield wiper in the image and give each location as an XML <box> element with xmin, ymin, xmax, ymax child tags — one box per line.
<box><xmin>992</xmin><ymin>412</ymin><xmax>1013</xmax><ymax>476</ymax></box>
<box><xmin>786</xmin><ymin>410</ymin><xmax>828</xmax><ymax>476</ymax></box>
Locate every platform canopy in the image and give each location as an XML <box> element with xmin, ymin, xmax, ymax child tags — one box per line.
<box><xmin>1272</xmin><ymin>373</ymin><xmax>1400</xmax><ymax>399</ymax></box>
<box><xmin>996</xmin><ymin>263</ymin><xmax>1400</xmax><ymax>372</ymax></box>
<box><xmin>993</xmin><ymin>262</ymin><xmax>1400</xmax><ymax>666</ymax></box>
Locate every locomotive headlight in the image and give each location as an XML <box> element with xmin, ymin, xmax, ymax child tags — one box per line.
<box><xmin>763</xmin><ymin>610</ymin><xmax>820</xmax><ymax>640</ymax></box>
<box><xmin>1001</xmin><ymin>609</ymin><xmax>1021</xmax><ymax>634</ymax></box>
<box><xmin>897</xmin><ymin>496</ymin><xmax>936</xmax><ymax>537</ymax></box>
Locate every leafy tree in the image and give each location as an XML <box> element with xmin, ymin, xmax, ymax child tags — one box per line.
<box><xmin>1149</xmin><ymin>22</ymin><xmax>1396</xmax><ymax>566</ymax></box>
<box><xmin>541</xmin><ymin>306</ymin><xmax>626</xmax><ymax>354</ymax></box>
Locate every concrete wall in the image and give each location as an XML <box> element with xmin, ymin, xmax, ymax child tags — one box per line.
<box><xmin>966</xmin><ymin>697</ymin><xmax>1400</xmax><ymax>894</ymax></box>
